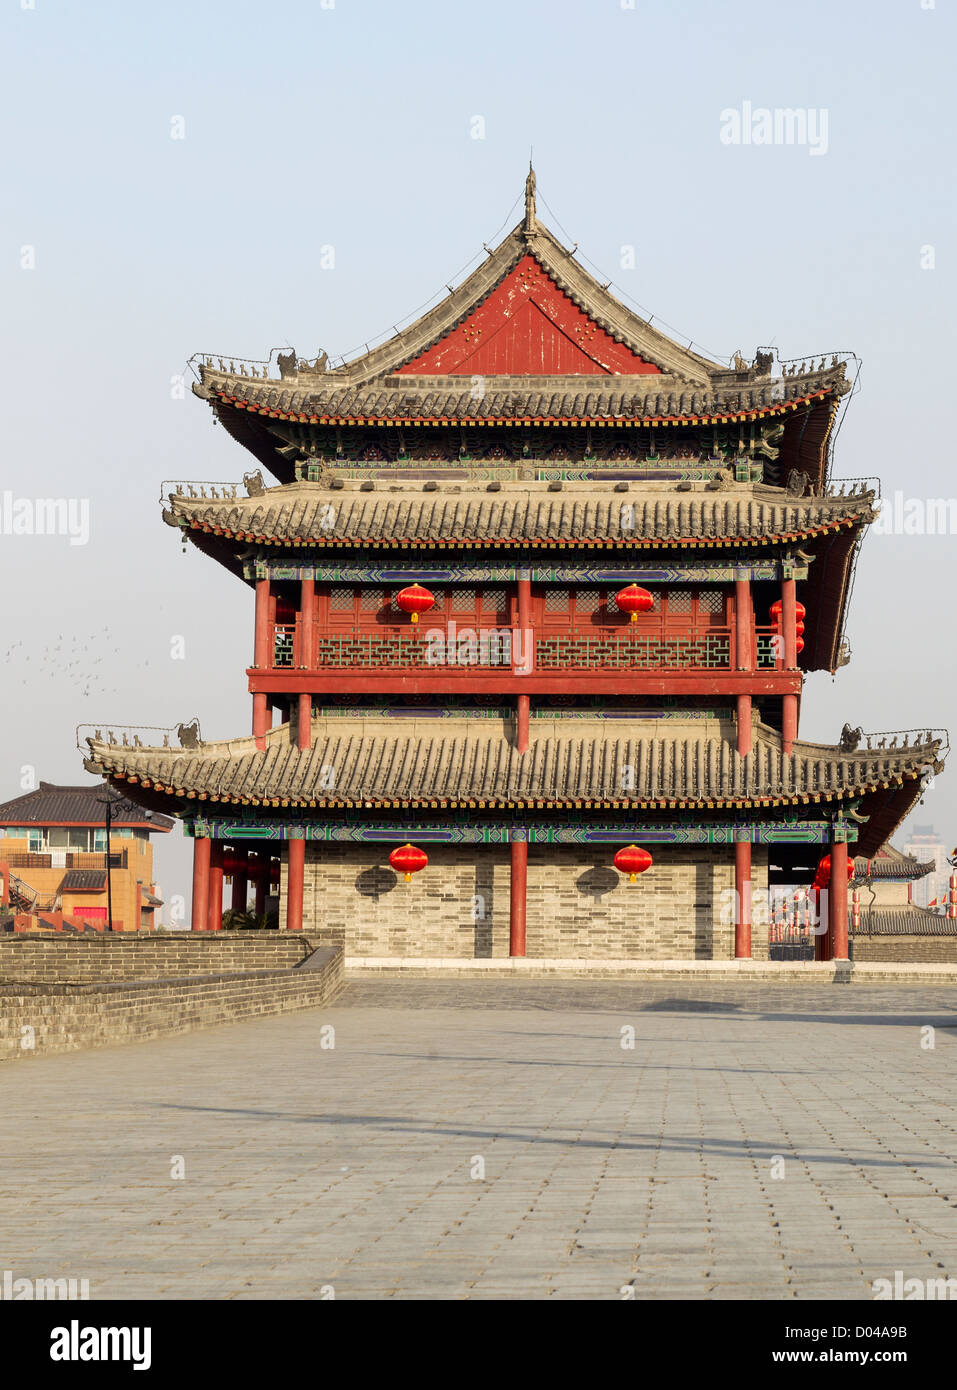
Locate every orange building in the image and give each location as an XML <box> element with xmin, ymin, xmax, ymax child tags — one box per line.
<box><xmin>0</xmin><ymin>782</ymin><xmax>173</xmax><ymax>931</ymax></box>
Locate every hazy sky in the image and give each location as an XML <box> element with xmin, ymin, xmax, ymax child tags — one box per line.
<box><xmin>3</xmin><ymin>0</ymin><xmax>955</xmax><ymax>913</ymax></box>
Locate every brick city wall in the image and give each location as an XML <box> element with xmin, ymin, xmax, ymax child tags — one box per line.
<box><xmin>852</xmin><ymin>934</ymin><xmax>957</xmax><ymax>964</ymax></box>
<box><xmin>0</xmin><ymin>942</ymin><xmax>342</xmax><ymax>1062</ymax></box>
<box><xmin>0</xmin><ymin>932</ymin><xmax>314</xmax><ymax>984</ymax></box>
<box><xmin>284</xmin><ymin>844</ymin><xmax>770</xmax><ymax>960</ymax></box>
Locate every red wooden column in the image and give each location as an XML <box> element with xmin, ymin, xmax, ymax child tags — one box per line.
<box><xmin>734</xmin><ymin>570</ymin><xmax>753</xmax><ymax>756</ymax></box>
<box><xmin>298</xmin><ymin>577</ymin><xmax>315</xmax><ymax>750</ymax></box>
<box><xmin>297</xmin><ymin>696</ymin><xmax>312</xmax><ymax>746</ymax></box>
<box><xmin>231</xmin><ymin>848</ymin><xmax>248</xmax><ymax>913</ymax></box>
<box><xmin>734</xmin><ymin>833</ymin><xmax>752</xmax><ymax>959</ymax></box>
<box><xmin>207</xmin><ymin>840</ymin><xmax>224</xmax><ymax>932</ymax></box>
<box><xmin>191</xmin><ymin>836</ymin><xmax>210</xmax><ymax>932</ymax></box>
<box><xmin>829</xmin><ymin>836</ymin><xmax>849</xmax><ymax>961</ymax></box>
<box><xmin>509</xmin><ymin>830</ymin><xmax>528</xmax><ymax>957</ymax></box>
<box><xmin>515</xmin><ymin>568</ymin><xmax>532</xmax><ymax>754</ymax></box>
<box><xmin>253</xmin><ymin>577</ymin><xmax>271</xmax><ymax>750</ymax></box>
<box><xmin>287</xmin><ymin>836</ymin><xmax>305</xmax><ymax>932</ymax></box>
<box><xmin>781</xmin><ymin>576</ymin><xmax>798</xmax><ymax>755</ymax></box>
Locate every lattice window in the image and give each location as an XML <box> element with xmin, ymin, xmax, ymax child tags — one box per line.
<box><xmin>756</xmin><ymin>634</ymin><xmax>779</xmax><ymax>668</ymax></box>
<box><xmin>330</xmin><ymin>588</ymin><xmax>354</xmax><ymax>612</ymax></box>
<box><xmin>545</xmin><ymin>588</ymin><xmax>569</xmax><ymax>612</ymax></box>
<box><xmin>535</xmin><ymin>635</ymin><xmax>731</xmax><ymax>671</ymax></box>
<box><xmin>451</xmin><ymin>587</ymin><xmax>476</xmax><ymax>612</ymax></box>
<box><xmin>699</xmin><ymin>590</ymin><xmax>724</xmax><ymax>615</ymax></box>
<box><xmin>667</xmin><ymin>590</ymin><xmax>692</xmax><ymax>615</ymax></box>
<box><xmin>274</xmin><ymin>628</ymin><xmax>294</xmax><ymax>667</ymax></box>
<box><xmin>481</xmin><ymin>587</ymin><xmax>507</xmax><ymax>615</ymax></box>
<box><xmin>576</xmin><ymin>589</ymin><xmax>601</xmax><ymax>613</ymax></box>
<box><xmin>360</xmin><ymin>587</ymin><xmax>383</xmax><ymax>611</ymax></box>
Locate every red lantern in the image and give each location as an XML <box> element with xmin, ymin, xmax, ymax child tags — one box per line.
<box><xmin>222</xmin><ymin>849</ymin><xmax>242</xmax><ymax>878</ymax></box>
<box><xmin>269</xmin><ymin>861</ymin><xmax>280</xmax><ymax>887</ymax></box>
<box><xmin>396</xmin><ymin>584</ymin><xmax>435</xmax><ymax>624</ymax></box>
<box><xmin>613</xmin><ymin>844</ymin><xmax>653</xmax><ymax>884</ymax></box>
<box><xmin>815</xmin><ymin>854</ymin><xmax>854</xmax><ymax>887</ymax></box>
<box><xmin>615</xmin><ymin>584</ymin><xmax>653</xmax><ymax>623</ymax></box>
<box><xmin>770</xmin><ymin>599</ymin><xmax>807</xmax><ymax>659</ymax></box>
<box><xmin>389</xmin><ymin>843</ymin><xmax>428</xmax><ymax>883</ymax></box>
<box><xmin>769</xmin><ymin>600</ymin><xmax>806</xmax><ymax>622</ymax></box>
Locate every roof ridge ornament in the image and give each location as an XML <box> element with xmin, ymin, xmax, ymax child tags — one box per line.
<box><xmin>524</xmin><ymin>163</ymin><xmax>536</xmax><ymax>236</ymax></box>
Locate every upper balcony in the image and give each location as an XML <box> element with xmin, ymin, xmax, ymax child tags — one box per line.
<box><xmin>250</xmin><ymin>585</ymin><xmax>797</xmax><ymax>697</ymax></box>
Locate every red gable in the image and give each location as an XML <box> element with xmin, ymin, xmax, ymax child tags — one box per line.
<box><xmin>397</xmin><ymin>255</ymin><xmax>661</xmax><ymax>377</ymax></box>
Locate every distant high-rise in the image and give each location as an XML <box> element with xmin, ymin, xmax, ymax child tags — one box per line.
<box><xmin>901</xmin><ymin>824</ymin><xmax>950</xmax><ymax>908</ymax></box>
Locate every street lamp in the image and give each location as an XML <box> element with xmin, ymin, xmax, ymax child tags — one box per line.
<box><xmin>95</xmin><ymin>789</ymin><xmax>121</xmax><ymax>933</ymax></box>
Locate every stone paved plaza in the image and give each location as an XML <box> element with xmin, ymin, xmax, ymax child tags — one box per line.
<box><xmin>2</xmin><ymin>979</ymin><xmax>956</xmax><ymax>1300</ymax></box>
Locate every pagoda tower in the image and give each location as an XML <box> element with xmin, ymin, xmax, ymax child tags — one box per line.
<box><xmin>85</xmin><ymin>174</ymin><xmax>945</xmax><ymax>961</ymax></box>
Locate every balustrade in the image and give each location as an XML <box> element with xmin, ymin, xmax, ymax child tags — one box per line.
<box><xmin>264</xmin><ymin>620</ymin><xmax>781</xmax><ymax>672</ymax></box>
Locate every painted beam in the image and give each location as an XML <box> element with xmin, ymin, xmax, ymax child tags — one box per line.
<box><xmin>253</xmin><ymin>561</ymin><xmax>800</xmax><ymax>584</ymax></box>
<box><xmin>187</xmin><ymin>819</ymin><xmax>856</xmax><ymax>846</ymax></box>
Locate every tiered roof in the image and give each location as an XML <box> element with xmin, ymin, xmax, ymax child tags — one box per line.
<box><xmin>192</xmin><ymin>177</ymin><xmax>850</xmax><ymax>489</ymax></box>
<box><xmin>84</xmin><ymin>718</ymin><xmax>942</xmax><ymax>856</ymax></box>
<box><xmin>165</xmin><ymin>479</ymin><xmax>874</xmax><ymax>552</ymax></box>
<box><xmin>199</xmin><ymin>367</ymin><xmax>844</xmax><ymax>430</ymax></box>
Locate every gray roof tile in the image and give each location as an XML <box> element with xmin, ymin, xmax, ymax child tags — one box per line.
<box><xmin>83</xmin><ymin>721</ymin><xmax>941</xmax><ymax>813</ymax></box>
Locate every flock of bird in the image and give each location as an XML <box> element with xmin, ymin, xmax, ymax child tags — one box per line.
<box><xmin>2</xmin><ymin>626</ymin><xmax>149</xmax><ymax>698</ymax></box>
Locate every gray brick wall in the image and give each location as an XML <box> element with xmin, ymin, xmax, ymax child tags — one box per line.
<box><xmin>283</xmin><ymin>844</ymin><xmax>770</xmax><ymax>960</ymax></box>
<box><xmin>853</xmin><ymin>935</ymin><xmax>957</xmax><ymax>964</ymax></box>
<box><xmin>0</xmin><ymin>933</ymin><xmax>316</xmax><ymax>984</ymax></box>
<box><xmin>0</xmin><ymin>945</ymin><xmax>342</xmax><ymax>1061</ymax></box>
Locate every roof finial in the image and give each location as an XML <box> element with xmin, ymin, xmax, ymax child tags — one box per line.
<box><xmin>524</xmin><ymin>159</ymin><xmax>536</xmax><ymax>234</ymax></box>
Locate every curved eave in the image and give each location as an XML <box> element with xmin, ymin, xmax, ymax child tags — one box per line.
<box><xmin>179</xmin><ymin>512</ymin><xmax>868</xmax><ymax>553</ymax></box>
<box><xmin>852</xmin><ymin>857</ymin><xmax>935</xmax><ymax>882</ymax></box>
<box><xmin>212</xmin><ymin>385</ymin><xmax>836</xmax><ymax>430</ymax></box>
<box><xmin>87</xmin><ymin>764</ymin><xmax>934</xmax><ymax>825</ymax></box>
